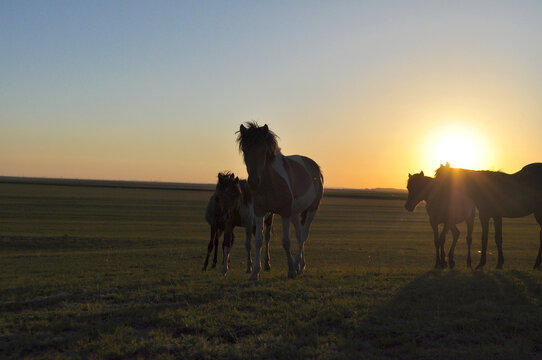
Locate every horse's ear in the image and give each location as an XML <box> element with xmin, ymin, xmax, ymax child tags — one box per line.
<box><xmin>240</xmin><ymin>124</ymin><xmax>246</xmax><ymax>135</ymax></box>
<box><xmin>408</xmin><ymin>173</ymin><xmax>412</xmax><ymax>178</ymax></box>
<box><xmin>446</xmin><ymin>162</ymin><xmax>450</xmax><ymax>168</ymax></box>
<box><xmin>263</xmin><ymin>124</ymin><xmax>268</xmax><ymax>132</ymax></box>
<box><xmin>218</xmin><ymin>173</ymin><xmax>223</xmax><ymax>182</ymax></box>
<box><xmin>420</xmin><ymin>171</ymin><xmax>424</xmax><ymax>176</ymax></box>
<box><xmin>234</xmin><ymin>177</ymin><xmax>239</xmax><ymax>184</ymax></box>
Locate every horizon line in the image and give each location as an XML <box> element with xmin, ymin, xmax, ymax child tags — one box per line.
<box><xmin>0</xmin><ymin>175</ymin><xmax>407</xmax><ymax>193</ymax></box>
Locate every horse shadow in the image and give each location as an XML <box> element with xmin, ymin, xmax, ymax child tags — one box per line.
<box><xmin>351</xmin><ymin>270</ymin><xmax>542</xmax><ymax>359</ymax></box>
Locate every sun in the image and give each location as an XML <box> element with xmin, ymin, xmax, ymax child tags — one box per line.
<box><xmin>424</xmin><ymin>124</ymin><xmax>488</xmax><ymax>170</ymax></box>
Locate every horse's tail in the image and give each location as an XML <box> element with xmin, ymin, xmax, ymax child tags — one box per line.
<box><xmin>302</xmin><ymin>157</ymin><xmax>324</xmax><ymax>198</ymax></box>
<box><xmin>314</xmin><ymin>163</ymin><xmax>324</xmax><ymax>202</ymax></box>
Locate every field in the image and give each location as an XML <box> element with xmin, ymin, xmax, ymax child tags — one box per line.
<box><xmin>1</xmin><ymin>181</ymin><xmax>542</xmax><ymax>359</ymax></box>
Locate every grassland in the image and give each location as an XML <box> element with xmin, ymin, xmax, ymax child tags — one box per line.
<box><xmin>1</xmin><ymin>181</ymin><xmax>542</xmax><ymax>359</ymax></box>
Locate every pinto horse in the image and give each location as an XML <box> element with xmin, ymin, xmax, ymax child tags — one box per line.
<box><xmin>405</xmin><ymin>171</ymin><xmax>475</xmax><ymax>268</ymax></box>
<box><xmin>203</xmin><ymin>172</ymin><xmax>273</xmax><ymax>274</ymax></box>
<box><xmin>237</xmin><ymin>122</ymin><xmax>323</xmax><ymax>280</ymax></box>
<box><xmin>435</xmin><ymin>163</ymin><xmax>542</xmax><ymax>269</ymax></box>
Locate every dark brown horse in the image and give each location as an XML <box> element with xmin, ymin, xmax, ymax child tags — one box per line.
<box><xmin>203</xmin><ymin>172</ymin><xmax>273</xmax><ymax>274</ymax></box>
<box><xmin>405</xmin><ymin>171</ymin><xmax>475</xmax><ymax>268</ymax></box>
<box><xmin>435</xmin><ymin>163</ymin><xmax>542</xmax><ymax>269</ymax></box>
<box><xmin>237</xmin><ymin>122</ymin><xmax>324</xmax><ymax>280</ymax></box>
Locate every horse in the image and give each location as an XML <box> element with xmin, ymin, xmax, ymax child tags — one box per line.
<box><xmin>237</xmin><ymin>122</ymin><xmax>324</xmax><ymax>280</ymax></box>
<box><xmin>405</xmin><ymin>171</ymin><xmax>475</xmax><ymax>269</ymax></box>
<box><xmin>202</xmin><ymin>172</ymin><xmax>273</xmax><ymax>275</ymax></box>
<box><xmin>435</xmin><ymin>162</ymin><xmax>542</xmax><ymax>269</ymax></box>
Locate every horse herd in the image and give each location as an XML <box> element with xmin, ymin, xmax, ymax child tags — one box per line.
<box><xmin>203</xmin><ymin>122</ymin><xmax>542</xmax><ymax>279</ymax></box>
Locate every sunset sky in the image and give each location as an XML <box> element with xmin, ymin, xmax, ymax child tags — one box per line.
<box><xmin>2</xmin><ymin>1</ymin><xmax>541</xmax><ymax>189</ymax></box>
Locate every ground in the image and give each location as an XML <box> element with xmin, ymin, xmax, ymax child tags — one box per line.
<box><xmin>1</xmin><ymin>182</ymin><xmax>542</xmax><ymax>359</ymax></box>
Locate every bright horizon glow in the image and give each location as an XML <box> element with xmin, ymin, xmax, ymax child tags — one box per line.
<box><xmin>424</xmin><ymin>124</ymin><xmax>489</xmax><ymax>172</ymax></box>
<box><xmin>1</xmin><ymin>2</ymin><xmax>542</xmax><ymax>189</ymax></box>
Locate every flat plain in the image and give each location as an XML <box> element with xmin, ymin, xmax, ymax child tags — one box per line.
<box><xmin>1</xmin><ymin>181</ymin><xmax>542</xmax><ymax>359</ymax></box>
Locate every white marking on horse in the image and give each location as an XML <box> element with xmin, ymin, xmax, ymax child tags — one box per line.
<box><xmin>271</xmin><ymin>152</ymin><xmax>317</xmax><ymax>213</ymax></box>
<box><xmin>289</xmin><ymin>155</ymin><xmax>317</xmax><ymax>213</ymax></box>
<box><xmin>222</xmin><ymin>246</ymin><xmax>231</xmax><ymax>275</ymax></box>
<box><xmin>271</xmin><ymin>150</ymin><xmax>293</xmax><ymax>198</ymax></box>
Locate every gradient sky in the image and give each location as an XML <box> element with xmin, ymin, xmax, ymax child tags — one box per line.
<box><xmin>2</xmin><ymin>1</ymin><xmax>541</xmax><ymax>188</ymax></box>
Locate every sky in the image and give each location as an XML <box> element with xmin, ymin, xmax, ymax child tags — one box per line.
<box><xmin>1</xmin><ymin>1</ymin><xmax>541</xmax><ymax>189</ymax></box>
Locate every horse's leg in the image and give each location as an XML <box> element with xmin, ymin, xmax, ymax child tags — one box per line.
<box><xmin>222</xmin><ymin>227</ymin><xmax>235</xmax><ymax>276</ymax></box>
<box><xmin>448</xmin><ymin>225</ymin><xmax>460</xmax><ymax>269</ymax></box>
<box><xmin>279</xmin><ymin>216</ymin><xmax>296</xmax><ymax>279</ymax></box>
<box><xmin>264</xmin><ymin>213</ymin><xmax>273</xmax><ymax>271</ymax></box>
<box><xmin>298</xmin><ymin>209</ymin><xmax>317</xmax><ymax>274</ymax></box>
<box><xmin>249</xmin><ymin>216</ymin><xmax>264</xmax><ymax>280</ymax></box>
<box><xmin>476</xmin><ymin>215</ymin><xmax>490</xmax><ymax>270</ymax></box>
<box><xmin>291</xmin><ymin>215</ymin><xmax>304</xmax><ymax>274</ymax></box>
<box><xmin>533</xmin><ymin>210</ymin><xmax>542</xmax><ymax>270</ymax></box>
<box><xmin>203</xmin><ymin>226</ymin><xmax>215</xmax><ymax>271</ymax></box>
<box><xmin>212</xmin><ymin>229</ymin><xmax>222</xmax><ymax>268</ymax></box>
<box><xmin>466</xmin><ymin>215</ymin><xmax>474</xmax><ymax>269</ymax></box>
<box><xmin>430</xmin><ymin>219</ymin><xmax>440</xmax><ymax>269</ymax></box>
<box><xmin>245</xmin><ymin>227</ymin><xmax>252</xmax><ymax>273</ymax></box>
<box><xmin>438</xmin><ymin>224</ymin><xmax>450</xmax><ymax>268</ymax></box>
<box><xmin>495</xmin><ymin>216</ymin><xmax>504</xmax><ymax>269</ymax></box>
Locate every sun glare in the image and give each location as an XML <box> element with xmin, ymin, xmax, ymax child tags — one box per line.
<box><xmin>424</xmin><ymin>124</ymin><xmax>488</xmax><ymax>171</ymax></box>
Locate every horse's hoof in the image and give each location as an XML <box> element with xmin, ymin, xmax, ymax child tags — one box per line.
<box><xmin>449</xmin><ymin>262</ymin><xmax>455</xmax><ymax>269</ymax></box>
<box><xmin>264</xmin><ymin>264</ymin><xmax>271</xmax><ymax>271</ymax></box>
<box><xmin>288</xmin><ymin>271</ymin><xmax>297</xmax><ymax>279</ymax></box>
<box><xmin>249</xmin><ymin>274</ymin><xmax>259</xmax><ymax>281</ymax></box>
<box><xmin>475</xmin><ymin>264</ymin><xmax>484</xmax><ymax>270</ymax></box>
<box><xmin>211</xmin><ymin>263</ymin><xmax>217</xmax><ymax>269</ymax></box>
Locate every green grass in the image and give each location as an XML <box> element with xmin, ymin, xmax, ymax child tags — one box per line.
<box><xmin>1</xmin><ymin>183</ymin><xmax>542</xmax><ymax>359</ymax></box>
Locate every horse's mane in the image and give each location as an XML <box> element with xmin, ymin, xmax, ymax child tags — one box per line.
<box><xmin>434</xmin><ymin>164</ymin><xmax>505</xmax><ymax>179</ymax></box>
<box><xmin>216</xmin><ymin>171</ymin><xmax>237</xmax><ymax>190</ymax></box>
<box><xmin>218</xmin><ymin>171</ymin><xmax>233</xmax><ymax>178</ymax></box>
<box><xmin>236</xmin><ymin>121</ymin><xmax>279</xmax><ymax>158</ymax></box>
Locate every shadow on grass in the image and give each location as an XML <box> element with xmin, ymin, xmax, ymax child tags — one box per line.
<box><xmin>350</xmin><ymin>270</ymin><xmax>542</xmax><ymax>359</ymax></box>
<box><xmin>0</xmin><ymin>276</ymin><xmax>297</xmax><ymax>359</ymax></box>
<box><xmin>3</xmin><ymin>270</ymin><xmax>542</xmax><ymax>359</ymax></box>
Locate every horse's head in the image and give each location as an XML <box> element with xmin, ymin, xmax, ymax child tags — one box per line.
<box><xmin>215</xmin><ymin>172</ymin><xmax>242</xmax><ymax>218</ymax></box>
<box><xmin>405</xmin><ymin>171</ymin><xmax>430</xmax><ymax>212</ymax></box>
<box><xmin>237</xmin><ymin>122</ymin><xmax>278</xmax><ymax>190</ymax></box>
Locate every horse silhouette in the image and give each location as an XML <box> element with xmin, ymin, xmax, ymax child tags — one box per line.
<box><xmin>237</xmin><ymin>122</ymin><xmax>323</xmax><ymax>280</ymax></box>
<box><xmin>405</xmin><ymin>170</ymin><xmax>475</xmax><ymax>268</ymax></box>
<box><xmin>435</xmin><ymin>163</ymin><xmax>542</xmax><ymax>269</ymax></box>
<box><xmin>203</xmin><ymin>172</ymin><xmax>273</xmax><ymax>274</ymax></box>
